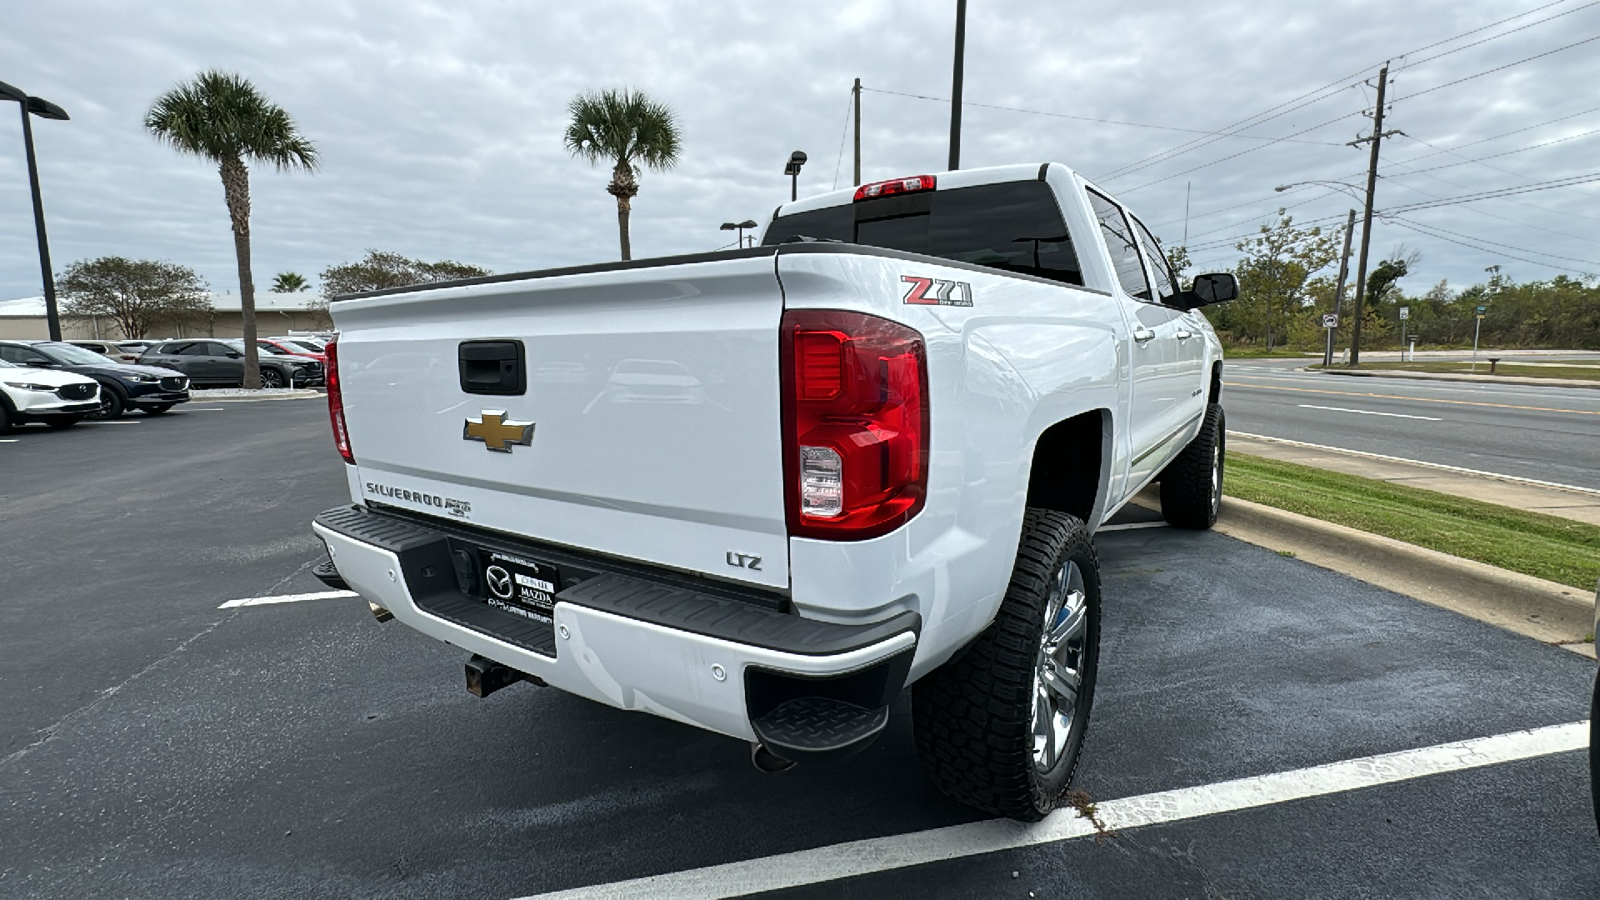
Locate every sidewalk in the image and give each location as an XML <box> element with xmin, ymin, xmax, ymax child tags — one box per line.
<box><xmin>1230</xmin><ymin>432</ymin><xmax>1600</xmax><ymax>527</ymax></box>
<box><xmin>1313</xmin><ymin>367</ymin><xmax>1600</xmax><ymax>391</ymax></box>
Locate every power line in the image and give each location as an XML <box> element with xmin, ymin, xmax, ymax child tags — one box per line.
<box><xmin>1384</xmin><ymin>172</ymin><xmax>1600</xmax><ymax>213</ymax></box>
<box><xmin>1382</xmin><ymin>162</ymin><xmax>1600</xmax><ymax>242</ymax></box>
<box><xmin>1116</xmin><ymin>110</ymin><xmax>1365</xmax><ymax>195</ymax></box>
<box><xmin>1381</xmin><ymin>105</ymin><xmax>1600</xmax><ymax>165</ymax></box>
<box><xmin>1397</xmin><ymin>127</ymin><xmax>1600</xmax><ymax>176</ymax></box>
<box><xmin>1392</xmin><ymin>216</ymin><xmax>1600</xmax><ymax>266</ymax></box>
<box><xmin>1389</xmin><ymin>33</ymin><xmax>1600</xmax><ymax>104</ymax></box>
<box><xmin>858</xmin><ymin>87</ymin><xmax>1343</xmax><ymax>145</ymax></box>
<box><xmin>1390</xmin><ymin>134</ymin><xmax>1600</xmax><ymax>208</ymax></box>
<box><xmin>1097</xmin><ymin>2</ymin><xmax>1597</xmax><ymax>183</ymax></box>
<box><xmin>1394</xmin><ymin>0</ymin><xmax>1600</xmax><ymax>71</ymax></box>
<box><xmin>1390</xmin><ymin>217</ymin><xmax>1600</xmax><ymax>273</ymax></box>
<box><xmin>830</xmin><ymin>89</ymin><xmax>854</xmax><ymax>191</ymax></box>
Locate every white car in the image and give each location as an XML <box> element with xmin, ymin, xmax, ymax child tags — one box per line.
<box><xmin>0</xmin><ymin>357</ymin><xmax>102</xmax><ymax>432</ymax></box>
<box><xmin>313</xmin><ymin>161</ymin><xmax>1236</xmax><ymax>820</ymax></box>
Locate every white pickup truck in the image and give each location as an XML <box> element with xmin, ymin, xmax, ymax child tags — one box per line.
<box><xmin>311</xmin><ymin>162</ymin><xmax>1236</xmax><ymax>821</ymax></box>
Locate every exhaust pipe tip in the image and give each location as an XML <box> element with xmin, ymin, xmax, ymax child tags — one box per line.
<box><xmin>368</xmin><ymin>601</ymin><xmax>395</xmax><ymax>623</ymax></box>
<box><xmin>750</xmin><ymin>743</ymin><xmax>797</xmax><ymax>773</ymax></box>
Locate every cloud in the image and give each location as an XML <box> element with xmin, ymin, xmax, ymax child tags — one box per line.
<box><xmin>2</xmin><ymin>0</ymin><xmax>1598</xmax><ymax>301</ymax></box>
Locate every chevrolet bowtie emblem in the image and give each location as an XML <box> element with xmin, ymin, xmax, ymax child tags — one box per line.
<box><xmin>463</xmin><ymin>411</ymin><xmax>535</xmax><ymax>453</ymax></box>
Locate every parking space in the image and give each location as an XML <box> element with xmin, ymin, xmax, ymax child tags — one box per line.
<box><xmin>1</xmin><ymin>400</ymin><xmax>1594</xmax><ymax>899</ymax></box>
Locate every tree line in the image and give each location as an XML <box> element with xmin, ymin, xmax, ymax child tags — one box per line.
<box><xmin>1171</xmin><ymin>212</ymin><xmax>1600</xmax><ymax>353</ymax></box>
<box><xmin>52</xmin><ymin>72</ymin><xmax>682</xmax><ymax>367</ymax></box>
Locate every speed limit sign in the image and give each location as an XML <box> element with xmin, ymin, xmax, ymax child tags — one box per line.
<box><xmin>1322</xmin><ymin>313</ymin><xmax>1339</xmax><ymax>329</ymax></box>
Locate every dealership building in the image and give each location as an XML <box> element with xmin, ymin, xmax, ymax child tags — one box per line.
<box><xmin>0</xmin><ymin>291</ymin><xmax>328</xmax><ymax>341</ymax></box>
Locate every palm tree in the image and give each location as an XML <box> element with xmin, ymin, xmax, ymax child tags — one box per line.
<box><xmin>272</xmin><ymin>271</ymin><xmax>310</xmax><ymax>293</ymax></box>
<box><xmin>145</xmin><ymin>71</ymin><xmax>318</xmax><ymax>388</ymax></box>
<box><xmin>563</xmin><ymin>89</ymin><xmax>682</xmax><ymax>261</ymax></box>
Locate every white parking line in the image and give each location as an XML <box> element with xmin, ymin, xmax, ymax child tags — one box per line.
<box><xmin>1233</xmin><ymin>432</ymin><xmax>1600</xmax><ymax>496</ymax></box>
<box><xmin>88</xmin><ymin>420</ymin><xmax>141</xmax><ymax>425</ymax></box>
<box><xmin>218</xmin><ymin>589</ymin><xmax>358</xmax><ymax>609</ymax></box>
<box><xmin>513</xmin><ymin>721</ymin><xmax>1588</xmax><ymax>900</ymax></box>
<box><xmin>0</xmin><ymin>438</ymin><xmax>16</xmax><ymax>443</ymax></box>
<box><xmin>187</xmin><ymin>407</ymin><xmax>228</xmax><ymax>411</ymax></box>
<box><xmin>1297</xmin><ymin>404</ymin><xmax>1441</xmax><ymax>421</ymax></box>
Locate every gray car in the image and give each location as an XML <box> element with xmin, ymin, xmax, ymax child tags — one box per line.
<box><xmin>139</xmin><ymin>339</ymin><xmax>323</xmax><ymax>389</ymax></box>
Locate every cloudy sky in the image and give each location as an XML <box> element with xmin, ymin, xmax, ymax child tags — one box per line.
<box><xmin>3</xmin><ymin>0</ymin><xmax>1598</xmax><ymax>301</ymax></box>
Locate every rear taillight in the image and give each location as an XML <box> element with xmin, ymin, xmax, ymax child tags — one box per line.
<box><xmin>326</xmin><ymin>337</ymin><xmax>353</xmax><ymax>464</ymax></box>
<box><xmin>853</xmin><ymin>175</ymin><xmax>936</xmax><ymax>202</ymax></box>
<box><xmin>780</xmin><ymin>310</ymin><xmax>928</xmax><ymax>540</ymax></box>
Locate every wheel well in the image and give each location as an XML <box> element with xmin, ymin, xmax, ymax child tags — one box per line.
<box><xmin>1209</xmin><ymin>361</ymin><xmax>1223</xmax><ymax>404</ymax></box>
<box><xmin>1025</xmin><ymin>410</ymin><xmax>1107</xmax><ymax>524</ymax></box>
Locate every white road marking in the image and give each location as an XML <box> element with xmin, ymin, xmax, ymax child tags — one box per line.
<box><xmin>218</xmin><ymin>589</ymin><xmax>358</xmax><ymax>609</ymax></box>
<box><xmin>514</xmin><ymin>721</ymin><xmax>1588</xmax><ymax>900</ymax></box>
<box><xmin>1233</xmin><ymin>432</ymin><xmax>1600</xmax><ymax>496</ymax></box>
<box><xmin>88</xmin><ymin>420</ymin><xmax>141</xmax><ymax>425</ymax></box>
<box><xmin>0</xmin><ymin>438</ymin><xmax>17</xmax><ymax>443</ymax></box>
<box><xmin>187</xmin><ymin>407</ymin><xmax>228</xmax><ymax>411</ymax></box>
<box><xmin>1099</xmin><ymin>521</ymin><xmax>1169</xmax><ymax>532</ymax></box>
<box><xmin>1297</xmin><ymin>404</ymin><xmax>1441</xmax><ymax>421</ymax></box>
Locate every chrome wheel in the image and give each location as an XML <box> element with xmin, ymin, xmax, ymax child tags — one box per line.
<box><xmin>259</xmin><ymin>369</ymin><xmax>285</xmax><ymax>389</ymax></box>
<box><xmin>1032</xmin><ymin>560</ymin><xmax>1089</xmax><ymax>771</ymax></box>
<box><xmin>1209</xmin><ymin>433</ymin><xmax>1223</xmax><ymax>516</ymax></box>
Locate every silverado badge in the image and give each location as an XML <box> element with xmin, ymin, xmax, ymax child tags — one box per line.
<box><xmin>463</xmin><ymin>411</ymin><xmax>535</xmax><ymax>453</ymax></box>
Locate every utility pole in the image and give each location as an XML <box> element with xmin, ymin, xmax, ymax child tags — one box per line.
<box><xmin>1347</xmin><ymin>63</ymin><xmax>1400</xmax><ymax>367</ymax></box>
<box><xmin>853</xmin><ymin>78</ymin><xmax>862</xmax><ymax>186</ymax></box>
<box><xmin>1183</xmin><ymin>181</ymin><xmax>1191</xmax><ymax>246</ymax></box>
<box><xmin>948</xmin><ymin>0</ymin><xmax>967</xmax><ymax>170</ymax></box>
<box><xmin>1327</xmin><ymin>208</ymin><xmax>1356</xmax><ymax>367</ymax></box>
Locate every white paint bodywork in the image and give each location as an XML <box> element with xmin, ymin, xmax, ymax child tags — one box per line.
<box><xmin>324</xmin><ymin>161</ymin><xmax>1222</xmax><ymax>733</ymax></box>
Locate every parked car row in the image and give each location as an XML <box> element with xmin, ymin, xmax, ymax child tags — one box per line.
<box><xmin>0</xmin><ymin>335</ymin><xmax>329</xmax><ymax>432</ymax></box>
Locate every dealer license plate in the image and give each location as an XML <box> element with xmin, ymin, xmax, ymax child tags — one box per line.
<box><xmin>480</xmin><ymin>549</ymin><xmax>561</xmax><ymax>624</ymax></box>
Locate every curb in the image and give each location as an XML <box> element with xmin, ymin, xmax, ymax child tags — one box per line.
<box><xmin>1212</xmin><ymin>496</ymin><xmax>1596</xmax><ymax>646</ymax></box>
<box><xmin>1307</xmin><ymin>367</ymin><xmax>1600</xmax><ymax>390</ymax></box>
<box><xmin>189</xmin><ymin>390</ymin><xmax>323</xmax><ymax>403</ymax></box>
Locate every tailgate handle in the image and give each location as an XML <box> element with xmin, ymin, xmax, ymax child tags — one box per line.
<box><xmin>458</xmin><ymin>340</ymin><xmax>526</xmax><ymax>396</ymax></box>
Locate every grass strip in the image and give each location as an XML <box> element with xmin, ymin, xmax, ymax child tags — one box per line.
<box><xmin>1226</xmin><ymin>453</ymin><xmax>1600</xmax><ymax>591</ymax></box>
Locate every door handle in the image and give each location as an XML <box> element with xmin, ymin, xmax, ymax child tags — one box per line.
<box><xmin>1175</xmin><ymin>329</ymin><xmax>1194</xmax><ymax>340</ymax></box>
<box><xmin>1133</xmin><ymin>328</ymin><xmax>1157</xmax><ymax>344</ymax></box>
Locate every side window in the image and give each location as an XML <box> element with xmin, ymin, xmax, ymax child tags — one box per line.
<box><xmin>173</xmin><ymin>343</ymin><xmax>205</xmax><ymax>355</ymax></box>
<box><xmin>206</xmin><ymin>342</ymin><xmax>235</xmax><ymax>357</ymax></box>
<box><xmin>1087</xmin><ymin>190</ymin><xmax>1151</xmax><ymax>301</ymax></box>
<box><xmin>2</xmin><ymin>345</ymin><xmax>51</xmax><ymax>364</ymax></box>
<box><xmin>1130</xmin><ymin>216</ymin><xmax>1180</xmax><ymax>305</ymax></box>
<box><xmin>0</xmin><ymin>345</ymin><xmax>28</xmax><ymax>364</ymax></box>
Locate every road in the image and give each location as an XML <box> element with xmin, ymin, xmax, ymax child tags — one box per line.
<box><xmin>1</xmin><ymin>400</ymin><xmax>1595</xmax><ymax>899</ymax></box>
<box><xmin>1224</xmin><ymin>358</ymin><xmax>1600</xmax><ymax>491</ymax></box>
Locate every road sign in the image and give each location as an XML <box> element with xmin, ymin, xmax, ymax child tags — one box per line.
<box><xmin>1322</xmin><ymin>313</ymin><xmax>1339</xmax><ymax>329</ymax></box>
<box><xmin>1399</xmin><ymin>306</ymin><xmax>1409</xmax><ymax>320</ymax></box>
<box><xmin>1476</xmin><ymin>305</ymin><xmax>1487</xmax><ymax>314</ymax></box>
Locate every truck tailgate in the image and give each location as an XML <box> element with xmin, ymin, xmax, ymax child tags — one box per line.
<box><xmin>330</xmin><ymin>255</ymin><xmax>789</xmax><ymax>590</ymax></box>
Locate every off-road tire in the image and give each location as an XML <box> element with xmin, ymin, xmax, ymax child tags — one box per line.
<box><xmin>913</xmin><ymin>509</ymin><xmax>1101</xmax><ymax>821</ymax></box>
<box><xmin>1160</xmin><ymin>402</ymin><xmax>1226</xmax><ymax>530</ymax></box>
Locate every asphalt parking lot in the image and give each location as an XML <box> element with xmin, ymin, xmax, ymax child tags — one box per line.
<box><xmin>1</xmin><ymin>398</ymin><xmax>1595</xmax><ymax>899</ymax></box>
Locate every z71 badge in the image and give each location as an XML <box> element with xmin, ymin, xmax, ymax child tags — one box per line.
<box><xmin>902</xmin><ymin>275</ymin><xmax>973</xmax><ymax>307</ymax></box>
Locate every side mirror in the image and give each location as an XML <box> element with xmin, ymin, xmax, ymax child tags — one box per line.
<box><xmin>1176</xmin><ymin>272</ymin><xmax>1238</xmax><ymax>310</ymax></box>
<box><xmin>226</xmin><ymin>351</ymin><xmax>242</xmax><ymax>359</ymax></box>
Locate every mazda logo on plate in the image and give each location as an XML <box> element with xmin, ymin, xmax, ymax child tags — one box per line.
<box><xmin>485</xmin><ymin>565</ymin><xmax>514</xmax><ymax>600</ymax></box>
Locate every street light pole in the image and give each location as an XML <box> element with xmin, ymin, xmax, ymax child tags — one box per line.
<box><xmin>1</xmin><ymin>80</ymin><xmax>70</xmax><ymax>341</ymax></box>
<box><xmin>948</xmin><ymin>0</ymin><xmax>967</xmax><ymax>170</ymax></box>
<box><xmin>784</xmin><ymin>151</ymin><xmax>807</xmax><ymax>202</ymax></box>
<box><xmin>721</xmin><ymin>219</ymin><xmax>759</xmax><ymax>249</ymax></box>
